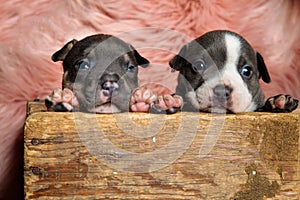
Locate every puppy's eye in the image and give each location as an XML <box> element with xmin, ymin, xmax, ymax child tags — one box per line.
<box><xmin>128</xmin><ymin>63</ymin><xmax>135</xmax><ymax>72</ymax></box>
<box><xmin>76</xmin><ymin>60</ymin><xmax>90</xmax><ymax>70</ymax></box>
<box><xmin>192</xmin><ymin>59</ymin><xmax>206</xmax><ymax>73</ymax></box>
<box><xmin>241</xmin><ymin>65</ymin><xmax>253</xmax><ymax>78</ymax></box>
<box><xmin>123</xmin><ymin>62</ymin><xmax>135</xmax><ymax>72</ymax></box>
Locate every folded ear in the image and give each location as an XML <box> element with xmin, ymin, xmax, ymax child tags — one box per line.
<box><xmin>133</xmin><ymin>49</ymin><xmax>150</xmax><ymax>68</ymax></box>
<box><xmin>256</xmin><ymin>52</ymin><xmax>271</xmax><ymax>83</ymax></box>
<box><xmin>169</xmin><ymin>45</ymin><xmax>189</xmax><ymax>72</ymax></box>
<box><xmin>51</xmin><ymin>39</ymin><xmax>78</xmax><ymax>62</ymax></box>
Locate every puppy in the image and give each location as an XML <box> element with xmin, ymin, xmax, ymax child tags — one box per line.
<box><xmin>46</xmin><ymin>34</ymin><xmax>181</xmax><ymax>113</ymax></box>
<box><xmin>169</xmin><ymin>30</ymin><xmax>298</xmax><ymax>113</ymax></box>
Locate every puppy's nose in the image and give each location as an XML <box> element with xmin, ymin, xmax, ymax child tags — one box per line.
<box><xmin>102</xmin><ymin>81</ymin><xmax>119</xmax><ymax>97</ymax></box>
<box><xmin>213</xmin><ymin>84</ymin><xmax>232</xmax><ymax>102</ymax></box>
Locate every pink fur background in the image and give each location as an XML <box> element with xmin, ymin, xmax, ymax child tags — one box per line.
<box><xmin>1</xmin><ymin>1</ymin><xmax>299</xmax><ymax>199</ymax></box>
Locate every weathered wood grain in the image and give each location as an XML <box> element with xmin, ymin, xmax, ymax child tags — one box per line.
<box><xmin>24</xmin><ymin>100</ymin><xmax>300</xmax><ymax>199</ymax></box>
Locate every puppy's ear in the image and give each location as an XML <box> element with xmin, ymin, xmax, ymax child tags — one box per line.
<box><xmin>256</xmin><ymin>52</ymin><xmax>271</xmax><ymax>83</ymax></box>
<box><xmin>52</xmin><ymin>39</ymin><xmax>78</xmax><ymax>62</ymax></box>
<box><xmin>133</xmin><ymin>50</ymin><xmax>150</xmax><ymax>68</ymax></box>
<box><xmin>169</xmin><ymin>45</ymin><xmax>188</xmax><ymax>71</ymax></box>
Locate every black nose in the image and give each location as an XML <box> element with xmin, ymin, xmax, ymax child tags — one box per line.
<box><xmin>102</xmin><ymin>81</ymin><xmax>119</xmax><ymax>97</ymax></box>
<box><xmin>213</xmin><ymin>84</ymin><xmax>232</xmax><ymax>102</ymax></box>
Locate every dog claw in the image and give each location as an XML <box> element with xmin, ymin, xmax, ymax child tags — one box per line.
<box><xmin>45</xmin><ymin>88</ymin><xmax>78</xmax><ymax>112</ymax></box>
<box><xmin>263</xmin><ymin>94</ymin><xmax>298</xmax><ymax>113</ymax></box>
<box><xmin>130</xmin><ymin>86</ymin><xmax>183</xmax><ymax>114</ymax></box>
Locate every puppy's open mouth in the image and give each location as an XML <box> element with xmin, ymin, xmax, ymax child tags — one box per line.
<box><xmin>90</xmin><ymin>88</ymin><xmax>121</xmax><ymax>113</ymax></box>
<box><xmin>200</xmin><ymin>99</ymin><xmax>235</xmax><ymax>113</ymax></box>
<box><xmin>93</xmin><ymin>102</ymin><xmax>121</xmax><ymax>113</ymax></box>
<box><xmin>205</xmin><ymin>105</ymin><xmax>233</xmax><ymax>114</ymax></box>
<box><xmin>205</xmin><ymin>98</ymin><xmax>234</xmax><ymax>113</ymax></box>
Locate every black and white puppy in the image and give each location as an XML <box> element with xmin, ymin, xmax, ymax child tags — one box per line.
<box><xmin>46</xmin><ymin>34</ymin><xmax>181</xmax><ymax>113</ymax></box>
<box><xmin>169</xmin><ymin>30</ymin><xmax>298</xmax><ymax>113</ymax></box>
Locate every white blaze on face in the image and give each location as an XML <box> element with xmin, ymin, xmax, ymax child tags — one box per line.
<box><xmin>189</xmin><ymin>33</ymin><xmax>257</xmax><ymax>113</ymax></box>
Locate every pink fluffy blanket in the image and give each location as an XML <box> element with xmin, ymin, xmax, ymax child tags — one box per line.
<box><xmin>1</xmin><ymin>1</ymin><xmax>299</xmax><ymax>199</ymax></box>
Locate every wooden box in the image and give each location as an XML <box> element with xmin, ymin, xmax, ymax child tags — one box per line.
<box><xmin>24</xmin><ymin>100</ymin><xmax>300</xmax><ymax>200</ymax></box>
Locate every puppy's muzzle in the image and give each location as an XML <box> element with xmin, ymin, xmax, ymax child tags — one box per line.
<box><xmin>100</xmin><ymin>73</ymin><xmax>120</xmax><ymax>97</ymax></box>
<box><xmin>102</xmin><ymin>81</ymin><xmax>119</xmax><ymax>97</ymax></box>
<box><xmin>213</xmin><ymin>84</ymin><xmax>233</xmax><ymax>103</ymax></box>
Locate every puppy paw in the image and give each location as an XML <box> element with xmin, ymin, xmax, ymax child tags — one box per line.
<box><xmin>152</xmin><ymin>94</ymin><xmax>182</xmax><ymax>114</ymax></box>
<box><xmin>263</xmin><ymin>94</ymin><xmax>299</xmax><ymax>113</ymax></box>
<box><xmin>45</xmin><ymin>88</ymin><xmax>79</xmax><ymax>112</ymax></box>
<box><xmin>130</xmin><ymin>87</ymin><xmax>182</xmax><ymax>114</ymax></box>
<box><xmin>130</xmin><ymin>87</ymin><xmax>157</xmax><ymax>112</ymax></box>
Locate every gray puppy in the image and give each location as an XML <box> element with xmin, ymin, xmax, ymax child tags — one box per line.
<box><xmin>46</xmin><ymin>34</ymin><xmax>150</xmax><ymax>113</ymax></box>
<box><xmin>46</xmin><ymin>34</ymin><xmax>181</xmax><ymax>113</ymax></box>
<box><xmin>169</xmin><ymin>30</ymin><xmax>298</xmax><ymax>113</ymax></box>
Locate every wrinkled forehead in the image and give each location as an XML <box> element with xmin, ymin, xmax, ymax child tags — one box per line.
<box><xmin>85</xmin><ymin>37</ymin><xmax>132</xmax><ymax>61</ymax></box>
<box><xmin>184</xmin><ymin>32</ymin><xmax>255</xmax><ymax>64</ymax></box>
<box><xmin>80</xmin><ymin>42</ymin><xmax>135</xmax><ymax>76</ymax></box>
<box><xmin>177</xmin><ymin>36</ymin><xmax>225</xmax><ymax>67</ymax></box>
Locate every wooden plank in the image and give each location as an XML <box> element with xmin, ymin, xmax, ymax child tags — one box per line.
<box><xmin>24</xmin><ymin>101</ymin><xmax>300</xmax><ymax>200</ymax></box>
